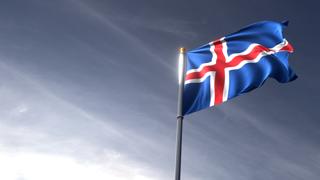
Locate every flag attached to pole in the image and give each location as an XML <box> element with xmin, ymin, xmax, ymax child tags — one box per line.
<box><xmin>183</xmin><ymin>21</ymin><xmax>297</xmax><ymax>115</ymax></box>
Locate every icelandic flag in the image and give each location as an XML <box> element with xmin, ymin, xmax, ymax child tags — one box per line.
<box><xmin>183</xmin><ymin>21</ymin><xmax>297</xmax><ymax>115</ymax></box>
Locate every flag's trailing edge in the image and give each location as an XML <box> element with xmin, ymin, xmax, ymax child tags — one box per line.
<box><xmin>183</xmin><ymin>21</ymin><xmax>297</xmax><ymax>115</ymax></box>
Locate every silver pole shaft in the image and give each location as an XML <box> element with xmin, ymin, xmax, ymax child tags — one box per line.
<box><xmin>175</xmin><ymin>47</ymin><xmax>186</xmax><ymax>180</ymax></box>
<box><xmin>175</xmin><ymin>116</ymin><xmax>183</xmax><ymax>180</ymax></box>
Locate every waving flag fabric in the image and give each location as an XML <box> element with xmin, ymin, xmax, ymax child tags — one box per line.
<box><xmin>183</xmin><ymin>21</ymin><xmax>297</xmax><ymax>115</ymax></box>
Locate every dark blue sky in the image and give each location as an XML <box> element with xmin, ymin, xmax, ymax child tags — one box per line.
<box><xmin>0</xmin><ymin>0</ymin><xmax>319</xmax><ymax>179</ymax></box>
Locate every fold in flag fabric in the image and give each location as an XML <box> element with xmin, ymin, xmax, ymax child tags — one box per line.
<box><xmin>183</xmin><ymin>21</ymin><xmax>297</xmax><ymax>115</ymax></box>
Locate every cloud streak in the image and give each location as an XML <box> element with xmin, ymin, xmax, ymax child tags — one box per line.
<box><xmin>0</xmin><ymin>60</ymin><xmax>169</xmax><ymax>179</ymax></box>
<box><xmin>71</xmin><ymin>0</ymin><xmax>174</xmax><ymax>71</ymax></box>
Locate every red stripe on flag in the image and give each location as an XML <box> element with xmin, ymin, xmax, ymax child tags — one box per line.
<box><xmin>212</xmin><ymin>41</ymin><xmax>226</xmax><ymax>105</ymax></box>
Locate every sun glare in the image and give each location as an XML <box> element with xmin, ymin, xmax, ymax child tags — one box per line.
<box><xmin>178</xmin><ymin>53</ymin><xmax>185</xmax><ymax>85</ymax></box>
<box><xmin>0</xmin><ymin>151</ymin><xmax>154</xmax><ymax>180</ymax></box>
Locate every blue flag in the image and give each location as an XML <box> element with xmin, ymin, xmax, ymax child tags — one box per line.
<box><xmin>183</xmin><ymin>21</ymin><xmax>297</xmax><ymax>115</ymax></box>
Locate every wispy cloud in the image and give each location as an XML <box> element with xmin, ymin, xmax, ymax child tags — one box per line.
<box><xmin>71</xmin><ymin>0</ymin><xmax>174</xmax><ymax>71</ymax></box>
<box><xmin>107</xmin><ymin>14</ymin><xmax>199</xmax><ymax>38</ymax></box>
<box><xmin>0</xmin><ymin>61</ymin><xmax>169</xmax><ymax>179</ymax></box>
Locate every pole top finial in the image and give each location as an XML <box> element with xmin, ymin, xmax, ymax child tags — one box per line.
<box><xmin>179</xmin><ymin>47</ymin><xmax>186</xmax><ymax>53</ymax></box>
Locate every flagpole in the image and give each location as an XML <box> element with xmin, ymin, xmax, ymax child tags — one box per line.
<box><xmin>175</xmin><ymin>47</ymin><xmax>186</xmax><ymax>180</ymax></box>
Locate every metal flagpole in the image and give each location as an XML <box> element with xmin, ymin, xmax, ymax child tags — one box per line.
<box><xmin>175</xmin><ymin>47</ymin><xmax>186</xmax><ymax>180</ymax></box>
